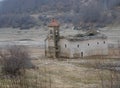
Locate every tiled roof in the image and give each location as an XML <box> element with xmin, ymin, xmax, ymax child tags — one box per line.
<box><xmin>48</xmin><ymin>18</ymin><xmax>60</xmax><ymax>27</ymax></box>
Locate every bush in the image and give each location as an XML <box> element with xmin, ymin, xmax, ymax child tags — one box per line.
<box><xmin>0</xmin><ymin>45</ymin><xmax>32</xmax><ymax>76</ymax></box>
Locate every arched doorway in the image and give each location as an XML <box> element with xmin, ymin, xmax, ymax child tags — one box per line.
<box><xmin>81</xmin><ymin>52</ymin><xmax>83</xmax><ymax>57</ymax></box>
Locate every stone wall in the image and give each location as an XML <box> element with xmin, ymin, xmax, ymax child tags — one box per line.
<box><xmin>59</xmin><ymin>38</ymin><xmax>108</xmax><ymax>58</ymax></box>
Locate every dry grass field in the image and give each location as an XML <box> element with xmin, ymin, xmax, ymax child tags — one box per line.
<box><xmin>28</xmin><ymin>55</ymin><xmax>120</xmax><ymax>88</ymax></box>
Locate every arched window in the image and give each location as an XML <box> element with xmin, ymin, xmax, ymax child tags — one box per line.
<box><xmin>77</xmin><ymin>45</ymin><xmax>79</xmax><ymax>48</ymax></box>
<box><xmin>88</xmin><ymin>43</ymin><xmax>90</xmax><ymax>46</ymax></box>
<box><xmin>50</xmin><ymin>30</ymin><xmax>53</xmax><ymax>34</ymax></box>
<box><xmin>97</xmin><ymin>42</ymin><xmax>99</xmax><ymax>45</ymax></box>
<box><xmin>103</xmin><ymin>41</ymin><xmax>105</xmax><ymax>44</ymax></box>
<box><xmin>65</xmin><ymin>44</ymin><xmax>67</xmax><ymax>48</ymax></box>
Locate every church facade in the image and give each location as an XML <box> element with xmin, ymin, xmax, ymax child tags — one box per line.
<box><xmin>45</xmin><ymin>19</ymin><xmax>108</xmax><ymax>58</ymax></box>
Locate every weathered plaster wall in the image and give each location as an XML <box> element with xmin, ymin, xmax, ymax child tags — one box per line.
<box><xmin>59</xmin><ymin>38</ymin><xmax>108</xmax><ymax>58</ymax></box>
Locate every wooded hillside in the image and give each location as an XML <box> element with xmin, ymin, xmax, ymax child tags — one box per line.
<box><xmin>0</xmin><ymin>0</ymin><xmax>120</xmax><ymax>29</ymax></box>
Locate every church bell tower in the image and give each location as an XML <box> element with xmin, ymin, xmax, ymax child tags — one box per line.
<box><xmin>47</xmin><ymin>18</ymin><xmax>60</xmax><ymax>58</ymax></box>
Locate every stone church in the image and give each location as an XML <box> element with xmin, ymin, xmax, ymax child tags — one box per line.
<box><xmin>45</xmin><ymin>19</ymin><xmax>108</xmax><ymax>58</ymax></box>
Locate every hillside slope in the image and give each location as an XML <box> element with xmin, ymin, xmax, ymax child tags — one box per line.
<box><xmin>0</xmin><ymin>0</ymin><xmax>120</xmax><ymax>29</ymax></box>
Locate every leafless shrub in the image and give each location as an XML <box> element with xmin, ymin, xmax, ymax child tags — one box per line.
<box><xmin>0</xmin><ymin>45</ymin><xmax>32</xmax><ymax>77</ymax></box>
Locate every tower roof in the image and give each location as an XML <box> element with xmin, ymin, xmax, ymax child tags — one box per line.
<box><xmin>48</xmin><ymin>18</ymin><xmax>60</xmax><ymax>27</ymax></box>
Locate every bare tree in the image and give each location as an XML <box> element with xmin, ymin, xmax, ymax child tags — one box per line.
<box><xmin>0</xmin><ymin>45</ymin><xmax>32</xmax><ymax>77</ymax></box>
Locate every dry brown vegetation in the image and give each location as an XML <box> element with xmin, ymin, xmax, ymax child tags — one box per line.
<box><xmin>0</xmin><ymin>58</ymin><xmax>120</xmax><ymax>88</ymax></box>
<box><xmin>0</xmin><ymin>45</ymin><xmax>33</xmax><ymax>76</ymax></box>
<box><xmin>0</xmin><ymin>46</ymin><xmax>120</xmax><ymax>88</ymax></box>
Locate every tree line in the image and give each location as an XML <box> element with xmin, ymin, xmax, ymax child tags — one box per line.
<box><xmin>0</xmin><ymin>0</ymin><xmax>120</xmax><ymax>29</ymax></box>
